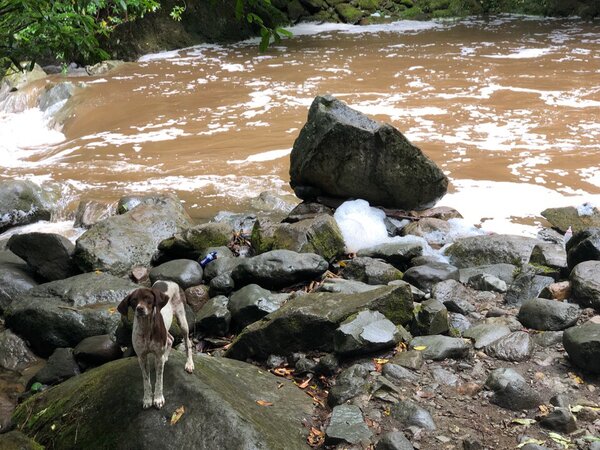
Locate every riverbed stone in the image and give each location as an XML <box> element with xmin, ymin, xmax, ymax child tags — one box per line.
<box><xmin>316</xmin><ymin>277</ymin><xmax>381</xmax><ymax>294</ymax></box>
<box><xmin>446</xmin><ymin>235</ymin><xmax>540</xmax><ymax>268</ymax></box>
<box><xmin>357</xmin><ymin>242</ymin><xmax>423</xmax><ymax>270</ymax></box>
<box><xmin>289</xmin><ymin>95</ymin><xmax>448</xmax><ymax>210</ymax></box>
<box><xmin>570</xmin><ymin>260</ymin><xmax>600</xmax><ymax>311</ymax></box>
<box><xmin>157</xmin><ymin>221</ymin><xmax>233</xmax><ymax>260</ymax></box>
<box><xmin>375</xmin><ymin>431</ymin><xmax>414</xmax><ymax>450</ymax></box>
<box><xmin>448</xmin><ymin>313</ymin><xmax>471</xmax><ymax>335</ymax></box>
<box><xmin>432</xmin><ymin>279</ymin><xmax>476</xmax><ymax>315</ymax></box>
<box><xmin>184</xmin><ymin>284</ymin><xmax>210</xmax><ymax>312</ymax></box>
<box><xmin>74</xmin><ymin>199</ymin><xmax>115</xmax><ymax>228</ymax></box>
<box><xmin>566</xmin><ymin>228</ymin><xmax>600</xmax><ymax>270</ymax></box>
<box><xmin>0</xmin><ymin>329</ymin><xmax>39</xmax><ymax>372</ymax></box>
<box><xmin>539</xmin><ymin>281</ymin><xmax>571</xmax><ymax>301</ymax></box>
<box><xmin>517</xmin><ymin>298</ymin><xmax>580</xmax><ymax>331</ymax></box>
<box><xmin>4</xmin><ymin>272</ymin><xmax>138</xmax><ymax>357</ymax></box>
<box><xmin>458</xmin><ymin>263</ymin><xmax>517</xmax><ymax>285</ymax></box>
<box><xmin>505</xmin><ymin>265</ymin><xmax>554</xmax><ymax>306</ymax></box>
<box><xmin>75</xmin><ymin>195</ymin><xmax>191</xmax><ymax>276</ymax></box>
<box><xmin>342</xmin><ymin>256</ymin><xmax>403</xmax><ymax>285</ymax></box>
<box><xmin>411</xmin><ymin>298</ymin><xmax>448</xmax><ymax>336</ymax></box>
<box><xmin>485</xmin><ymin>368</ymin><xmax>526</xmax><ymax>391</ymax></box>
<box><xmin>149</xmin><ymin>259</ymin><xmax>203</xmax><ymax>289</ymax></box>
<box><xmin>30</xmin><ymin>348</ymin><xmax>80</xmax><ymax>386</ymax></box>
<box><xmin>73</xmin><ymin>334</ymin><xmax>123</xmax><ymax>370</ymax></box>
<box><xmin>194</xmin><ymin>295</ymin><xmax>231</xmax><ymax>336</ymax></box>
<box><xmin>334</xmin><ymin>310</ymin><xmax>401</xmax><ymax>355</ymax></box>
<box><xmin>326</xmin><ymin>404</ymin><xmax>372</xmax><ymax>445</ymax></box>
<box><xmin>468</xmin><ymin>273</ymin><xmax>507</xmax><ymax>293</ymax></box>
<box><xmin>391</xmin><ymin>400</ymin><xmax>436</xmax><ymax>430</ymax></box>
<box><xmin>13</xmin><ymin>352</ymin><xmax>313</xmax><ymax>450</ymax></box>
<box><xmin>209</xmin><ymin>273</ymin><xmax>235</xmax><ymax>297</ymax></box>
<box><xmin>409</xmin><ymin>335</ymin><xmax>471</xmax><ymax>360</ymax></box>
<box><xmin>284</xmin><ymin>202</ymin><xmax>334</xmax><ymax>223</ymax></box>
<box><xmin>491</xmin><ymin>380</ymin><xmax>543</xmax><ymax>411</ymax></box>
<box><xmin>539</xmin><ymin>408</ymin><xmax>577</xmax><ymax>433</ymax></box>
<box><xmin>541</xmin><ymin>206</ymin><xmax>600</xmax><ymax>233</ymax></box>
<box><xmin>228</xmin><ymin>284</ymin><xmax>289</xmax><ymax>330</ymax></box>
<box><xmin>328</xmin><ymin>364</ymin><xmax>370</xmax><ymax>406</ymax></box>
<box><xmin>563</xmin><ymin>321</ymin><xmax>600</xmax><ymax>374</ymax></box>
<box><xmin>0</xmin><ymin>180</ymin><xmax>57</xmax><ymax>233</ymax></box>
<box><xmin>382</xmin><ymin>363</ymin><xmax>418</xmax><ymax>383</ymax></box>
<box><xmin>402</xmin><ymin>262</ymin><xmax>459</xmax><ymax>293</ymax></box>
<box><xmin>463</xmin><ymin>324</ymin><xmax>511</xmax><ymax>349</ymax></box>
<box><xmin>202</xmin><ymin>256</ymin><xmax>241</xmax><ymax>282</ymax></box>
<box><xmin>7</xmin><ymin>232</ymin><xmax>80</xmax><ymax>281</ymax></box>
<box><xmin>38</xmin><ymin>81</ymin><xmax>76</xmax><ymax>112</ymax></box>
<box><xmin>226</xmin><ymin>284</ymin><xmax>413</xmax><ymax>360</ymax></box>
<box><xmin>484</xmin><ymin>331</ymin><xmax>534</xmax><ymax>362</ymax></box>
<box><xmin>231</xmin><ymin>249</ymin><xmax>328</xmax><ymax>290</ymax></box>
<box><xmin>0</xmin><ymin>250</ymin><xmax>38</xmax><ymax>313</ymax></box>
<box><xmin>529</xmin><ymin>242</ymin><xmax>567</xmax><ymax>273</ymax></box>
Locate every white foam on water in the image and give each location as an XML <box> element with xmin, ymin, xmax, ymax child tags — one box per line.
<box><xmin>0</xmin><ymin>220</ymin><xmax>85</xmax><ymax>243</ymax></box>
<box><xmin>138</xmin><ymin>49</ymin><xmax>182</xmax><ymax>62</ymax></box>
<box><xmin>79</xmin><ymin>127</ymin><xmax>190</xmax><ymax>147</ymax></box>
<box><xmin>576</xmin><ymin>202</ymin><xmax>598</xmax><ymax>216</ymax></box>
<box><xmin>483</xmin><ymin>47</ymin><xmax>555</xmax><ymax>59</ymax></box>
<box><xmin>227</xmin><ymin>148</ymin><xmax>292</xmax><ymax>164</ymax></box>
<box><xmin>221</xmin><ymin>63</ymin><xmax>247</xmax><ymax>72</ymax></box>
<box><xmin>284</xmin><ymin>20</ymin><xmax>442</xmax><ymax>37</ymax></box>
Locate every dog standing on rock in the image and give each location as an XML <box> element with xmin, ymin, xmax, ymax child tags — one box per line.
<box><xmin>118</xmin><ymin>280</ymin><xmax>194</xmax><ymax>409</ymax></box>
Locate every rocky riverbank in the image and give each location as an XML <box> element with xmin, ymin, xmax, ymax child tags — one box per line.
<box><xmin>1</xmin><ymin>96</ymin><xmax>600</xmax><ymax>449</ymax></box>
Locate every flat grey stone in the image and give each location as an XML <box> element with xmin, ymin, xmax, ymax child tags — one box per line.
<box><xmin>325</xmin><ymin>404</ymin><xmax>372</xmax><ymax>445</ymax></box>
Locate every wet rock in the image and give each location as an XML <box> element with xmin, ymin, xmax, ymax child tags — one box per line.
<box><xmin>403</xmin><ymin>262</ymin><xmax>459</xmax><ymax>293</ymax></box>
<box><xmin>563</xmin><ymin>321</ymin><xmax>600</xmax><ymax>374</ymax></box>
<box><xmin>284</xmin><ymin>202</ymin><xmax>333</xmax><ymax>223</ymax></box>
<box><xmin>382</xmin><ymin>363</ymin><xmax>418</xmax><ymax>383</ymax></box>
<box><xmin>30</xmin><ymin>348</ymin><xmax>80</xmax><ymax>386</ymax></box>
<box><xmin>0</xmin><ymin>180</ymin><xmax>57</xmax><ymax>233</ymax></box>
<box><xmin>485</xmin><ymin>331</ymin><xmax>534</xmax><ymax>362</ymax></box>
<box><xmin>401</xmin><ymin>217</ymin><xmax>453</xmax><ymax>246</ymax></box>
<box><xmin>73</xmin><ymin>334</ymin><xmax>122</xmax><ymax>370</ymax></box>
<box><xmin>458</xmin><ymin>263</ymin><xmax>517</xmax><ymax>285</ymax></box>
<box><xmin>209</xmin><ymin>273</ymin><xmax>235</xmax><ymax>297</ymax></box>
<box><xmin>375</xmin><ymin>431</ymin><xmax>414</xmax><ymax>450</ymax></box>
<box><xmin>289</xmin><ymin>95</ymin><xmax>448</xmax><ymax>210</ymax></box>
<box><xmin>0</xmin><ymin>63</ymin><xmax>46</xmax><ymax>94</ymax></box>
<box><xmin>468</xmin><ymin>273</ymin><xmax>507</xmax><ymax>293</ymax></box>
<box><xmin>7</xmin><ymin>232</ymin><xmax>80</xmax><ymax>281</ymax></box>
<box><xmin>13</xmin><ymin>352</ymin><xmax>313</xmax><ymax>450</ymax></box>
<box><xmin>184</xmin><ymin>284</ymin><xmax>210</xmax><ymax>313</ymax></box>
<box><xmin>357</xmin><ymin>242</ymin><xmax>423</xmax><ymax>270</ymax></box>
<box><xmin>231</xmin><ymin>249</ymin><xmax>328</xmax><ymax>290</ymax></box>
<box><xmin>432</xmin><ymin>279</ymin><xmax>476</xmax><ymax>315</ymax></box>
<box><xmin>265</xmin><ymin>214</ymin><xmax>345</xmax><ymax>260</ymax></box>
<box><xmin>334</xmin><ymin>310</ymin><xmax>402</xmax><ymax>355</ymax></box>
<box><xmin>448</xmin><ymin>313</ymin><xmax>472</xmax><ymax>336</ymax></box>
<box><xmin>539</xmin><ymin>407</ymin><xmax>577</xmax><ymax>433</ymax></box>
<box><xmin>570</xmin><ymin>260</ymin><xmax>600</xmax><ymax>311</ymax></box>
<box><xmin>74</xmin><ymin>199</ymin><xmax>115</xmax><ymax>229</ymax></box>
<box><xmin>0</xmin><ymin>431</ymin><xmax>43</xmax><ymax>450</ymax></box>
<box><xmin>75</xmin><ymin>195</ymin><xmax>191</xmax><ymax>276</ymax></box>
<box><xmin>226</xmin><ymin>284</ymin><xmax>413</xmax><ymax>360</ymax></box>
<box><xmin>391</xmin><ymin>400</ymin><xmax>436</xmax><ymax>430</ymax></box>
<box><xmin>157</xmin><ymin>221</ymin><xmax>233</xmax><ymax>260</ymax></box>
<box><xmin>529</xmin><ymin>242</ymin><xmax>567</xmax><ymax>273</ymax></box>
<box><xmin>505</xmin><ymin>265</ymin><xmax>554</xmax><ymax>306</ymax></box>
<box><xmin>541</xmin><ymin>206</ymin><xmax>600</xmax><ymax>234</ymax></box>
<box><xmin>326</xmin><ymin>404</ymin><xmax>372</xmax><ymax>445</ymax></box>
<box><xmin>446</xmin><ymin>235</ymin><xmax>540</xmax><ymax>268</ymax></box>
<box><xmin>411</xmin><ymin>298</ymin><xmax>449</xmax><ymax>336</ymax></box>
<box><xmin>566</xmin><ymin>228</ymin><xmax>600</xmax><ymax>270</ymax></box>
<box><xmin>390</xmin><ymin>350</ymin><xmax>423</xmax><ymax>370</ymax></box>
<box><xmin>485</xmin><ymin>368</ymin><xmax>526</xmax><ymax>391</ymax></box>
<box><xmin>0</xmin><ymin>329</ymin><xmax>39</xmax><ymax>372</ymax></box>
<box><xmin>194</xmin><ymin>295</ymin><xmax>231</xmax><ymax>336</ymax></box>
<box><xmin>4</xmin><ymin>272</ymin><xmax>137</xmax><ymax>357</ymax></box>
<box><xmin>463</xmin><ymin>324</ymin><xmax>511</xmax><ymax>349</ymax></box>
<box><xmin>228</xmin><ymin>284</ymin><xmax>288</xmax><ymax>330</ymax></box>
<box><xmin>342</xmin><ymin>256</ymin><xmax>403</xmax><ymax>285</ymax></box>
<box><xmin>532</xmin><ymin>331</ymin><xmax>563</xmax><ymax>347</ymax></box>
<box><xmin>0</xmin><ymin>250</ymin><xmax>38</xmax><ymax>313</ymax></box>
<box><xmin>517</xmin><ymin>298</ymin><xmax>580</xmax><ymax>331</ymax></box>
<box><xmin>491</xmin><ymin>381</ymin><xmax>543</xmax><ymax>411</ymax></box>
<box><xmin>249</xmin><ymin>190</ymin><xmax>299</xmax><ymax>214</ymax></box>
<box><xmin>38</xmin><ymin>81</ymin><xmax>76</xmax><ymax>112</ymax></box>
<box><xmin>86</xmin><ymin>60</ymin><xmax>125</xmax><ymax>76</ymax></box>
<box><xmin>316</xmin><ymin>277</ymin><xmax>381</xmax><ymax>294</ymax></box>
<box><xmin>149</xmin><ymin>259</ymin><xmax>203</xmax><ymax>289</ymax></box>
<box><xmin>409</xmin><ymin>335</ymin><xmax>471</xmax><ymax>360</ymax></box>
<box><xmin>328</xmin><ymin>364</ymin><xmax>369</xmax><ymax>406</ymax></box>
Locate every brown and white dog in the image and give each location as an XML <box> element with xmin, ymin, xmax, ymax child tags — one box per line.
<box><xmin>118</xmin><ymin>280</ymin><xmax>194</xmax><ymax>409</ymax></box>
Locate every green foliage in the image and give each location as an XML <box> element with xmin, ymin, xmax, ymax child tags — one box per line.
<box><xmin>235</xmin><ymin>0</ymin><xmax>291</xmax><ymax>52</ymax></box>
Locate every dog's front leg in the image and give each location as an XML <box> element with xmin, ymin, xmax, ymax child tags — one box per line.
<box><xmin>138</xmin><ymin>354</ymin><xmax>153</xmax><ymax>409</ymax></box>
<box><xmin>153</xmin><ymin>353</ymin><xmax>168</xmax><ymax>409</ymax></box>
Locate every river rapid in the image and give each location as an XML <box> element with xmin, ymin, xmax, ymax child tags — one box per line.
<box><xmin>1</xmin><ymin>16</ymin><xmax>599</xmax><ymax>237</ymax></box>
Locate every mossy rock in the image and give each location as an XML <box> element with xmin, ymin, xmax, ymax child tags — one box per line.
<box><xmin>335</xmin><ymin>3</ymin><xmax>365</xmax><ymax>22</ymax></box>
<box><xmin>158</xmin><ymin>222</ymin><xmax>233</xmax><ymax>260</ymax></box>
<box><xmin>399</xmin><ymin>5</ymin><xmax>426</xmax><ymax>17</ymax></box>
<box><xmin>13</xmin><ymin>352</ymin><xmax>313</xmax><ymax>450</ymax></box>
<box><xmin>0</xmin><ymin>180</ymin><xmax>59</xmax><ymax>233</ymax></box>
<box><xmin>357</xmin><ymin>0</ymin><xmax>380</xmax><ymax>11</ymax></box>
<box><xmin>250</xmin><ymin>217</ymin><xmax>278</xmax><ymax>254</ymax></box>
<box><xmin>0</xmin><ymin>431</ymin><xmax>43</xmax><ymax>450</ymax></box>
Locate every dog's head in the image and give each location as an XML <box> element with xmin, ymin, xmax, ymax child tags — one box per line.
<box><xmin>117</xmin><ymin>287</ymin><xmax>169</xmax><ymax>318</ymax></box>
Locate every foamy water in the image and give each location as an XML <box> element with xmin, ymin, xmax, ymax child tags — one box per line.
<box><xmin>1</xmin><ymin>16</ymin><xmax>599</xmax><ymax>236</ymax></box>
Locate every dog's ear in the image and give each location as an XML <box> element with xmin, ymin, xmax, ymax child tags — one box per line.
<box><xmin>117</xmin><ymin>290</ymin><xmax>139</xmax><ymax>316</ymax></box>
<box><xmin>153</xmin><ymin>289</ymin><xmax>170</xmax><ymax>311</ymax></box>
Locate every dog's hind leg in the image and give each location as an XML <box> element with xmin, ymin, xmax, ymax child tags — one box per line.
<box><xmin>138</xmin><ymin>354</ymin><xmax>153</xmax><ymax>409</ymax></box>
<box><xmin>153</xmin><ymin>353</ymin><xmax>168</xmax><ymax>409</ymax></box>
<box><xmin>174</xmin><ymin>307</ymin><xmax>194</xmax><ymax>373</ymax></box>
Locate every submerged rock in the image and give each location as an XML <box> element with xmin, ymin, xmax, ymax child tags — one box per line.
<box><xmin>289</xmin><ymin>95</ymin><xmax>448</xmax><ymax>210</ymax></box>
<box><xmin>13</xmin><ymin>352</ymin><xmax>313</xmax><ymax>450</ymax></box>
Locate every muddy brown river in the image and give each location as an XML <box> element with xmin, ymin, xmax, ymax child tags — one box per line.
<box><xmin>1</xmin><ymin>16</ymin><xmax>599</xmax><ymax>236</ymax></box>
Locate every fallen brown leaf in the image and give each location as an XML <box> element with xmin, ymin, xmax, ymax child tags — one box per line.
<box><xmin>307</xmin><ymin>427</ymin><xmax>325</xmax><ymax>447</ymax></box>
<box><xmin>170</xmin><ymin>406</ymin><xmax>185</xmax><ymax>425</ymax></box>
<box><xmin>256</xmin><ymin>400</ymin><xmax>273</xmax><ymax>407</ymax></box>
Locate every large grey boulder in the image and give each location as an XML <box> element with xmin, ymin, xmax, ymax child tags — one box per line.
<box><xmin>149</xmin><ymin>259</ymin><xmax>203</xmax><ymax>289</ymax></box>
<box><xmin>289</xmin><ymin>95</ymin><xmax>448</xmax><ymax>210</ymax></box>
<box><xmin>357</xmin><ymin>242</ymin><xmax>423</xmax><ymax>270</ymax></box>
<box><xmin>570</xmin><ymin>260</ymin><xmax>600</xmax><ymax>311</ymax></box>
<box><xmin>402</xmin><ymin>262</ymin><xmax>459</xmax><ymax>293</ymax></box>
<box><xmin>7</xmin><ymin>232</ymin><xmax>81</xmax><ymax>281</ymax></box>
<box><xmin>228</xmin><ymin>284</ymin><xmax>289</xmax><ymax>330</ymax></box>
<box><xmin>0</xmin><ymin>180</ymin><xmax>57</xmax><ymax>233</ymax></box>
<box><xmin>203</xmin><ymin>256</ymin><xmax>241</xmax><ymax>281</ymax></box>
<box><xmin>316</xmin><ymin>277</ymin><xmax>382</xmax><ymax>294</ymax></box>
<box><xmin>563</xmin><ymin>321</ymin><xmax>600</xmax><ymax>374</ymax></box>
<box><xmin>334</xmin><ymin>310</ymin><xmax>402</xmax><ymax>355</ymax></box>
<box><xmin>4</xmin><ymin>272</ymin><xmax>138</xmax><ymax>357</ymax></box>
<box><xmin>75</xmin><ymin>196</ymin><xmax>191</xmax><ymax>276</ymax></box>
<box><xmin>517</xmin><ymin>298</ymin><xmax>580</xmax><ymax>331</ymax></box>
<box><xmin>74</xmin><ymin>199</ymin><xmax>115</xmax><ymax>228</ymax></box>
<box><xmin>231</xmin><ymin>249</ymin><xmax>329</xmax><ymax>290</ymax></box>
<box><xmin>226</xmin><ymin>284</ymin><xmax>413</xmax><ymax>361</ymax></box>
<box><xmin>541</xmin><ymin>206</ymin><xmax>600</xmax><ymax>233</ymax></box>
<box><xmin>458</xmin><ymin>263</ymin><xmax>517</xmax><ymax>285</ymax></box>
<box><xmin>13</xmin><ymin>353</ymin><xmax>313</xmax><ymax>450</ymax></box>
<box><xmin>30</xmin><ymin>347</ymin><xmax>80</xmax><ymax>386</ymax></box>
<box><xmin>505</xmin><ymin>265</ymin><xmax>554</xmax><ymax>306</ymax></box>
<box><xmin>484</xmin><ymin>331</ymin><xmax>534</xmax><ymax>362</ymax></box>
<box><xmin>342</xmin><ymin>256</ymin><xmax>403</xmax><ymax>285</ymax></box>
<box><xmin>566</xmin><ymin>228</ymin><xmax>600</xmax><ymax>270</ymax></box>
<box><xmin>0</xmin><ymin>250</ymin><xmax>38</xmax><ymax>314</ymax></box>
<box><xmin>194</xmin><ymin>296</ymin><xmax>231</xmax><ymax>336</ymax></box>
<box><xmin>446</xmin><ymin>235</ymin><xmax>540</xmax><ymax>268</ymax></box>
